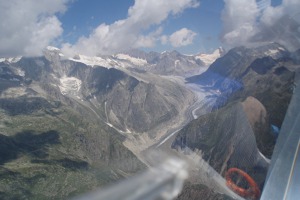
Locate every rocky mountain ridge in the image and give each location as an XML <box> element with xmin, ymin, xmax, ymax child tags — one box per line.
<box><xmin>173</xmin><ymin>43</ymin><xmax>299</xmax><ymax>199</ymax></box>
<box><xmin>187</xmin><ymin>43</ymin><xmax>297</xmax><ymax>121</ymax></box>
<box><xmin>0</xmin><ymin>42</ymin><xmax>298</xmax><ymax>200</ymax></box>
<box><xmin>0</xmin><ymin>47</ymin><xmax>197</xmax><ymax>199</ymax></box>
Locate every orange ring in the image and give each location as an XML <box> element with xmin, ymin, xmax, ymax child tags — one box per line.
<box><xmin>225</xmin><ymin>168</ymin><xmax>260</xmax><ymax>200</ymax></box>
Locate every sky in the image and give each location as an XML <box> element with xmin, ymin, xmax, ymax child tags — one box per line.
<box><xmin>0</xmin><ymin>0</ymin><xmax>299</xmax><ymax>57</ymax></box>
<box><xmin>59</xmin><ymin>0</ymin><xmax>225</xmax><ymax>54</ymax></box>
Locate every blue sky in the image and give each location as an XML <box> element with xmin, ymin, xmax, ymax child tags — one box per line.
<box><xmin>59</xmin><ymin>1</ymin><xmax>135</xmax><ymax>42</ymax></box>
<box><xmin>59</xmin><ymin>0</ymin><xmax>225</xmax><ymax>54</ymax></box>
<box><xmin>1</xmin><ymin>0</ymin><xmax>299</xmax><ymax>57</ymax></box>
<box><xmin>58</xmin><ymin>0</ymin><xmax>285</xmax><ymax>55</ymax></box>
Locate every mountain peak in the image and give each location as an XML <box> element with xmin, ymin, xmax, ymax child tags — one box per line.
<box><xmin>46</xmin><ymin>46</ymin><xmax>60</xmax><ymax>51</ymax></box>
<box><xmin>195</xmin><ymin>47</ymin><xmax>225</xmax><ymax>66</ymax></box>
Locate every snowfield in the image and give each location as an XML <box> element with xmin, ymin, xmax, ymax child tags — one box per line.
<box><xmin>59</xmin><ymin>76</ymin><xmax>82</xmax><ymax>97</ymax></box>
<box><xmin>69</xmin><ymin>55</ymin><xmax>115</xmax><ymax>68</ymax></box>
<box><xmin>115</xmin><ymin>54</ymin><xmax>148</xmax><ymax>66</ymax></box>
<box><xmin>264</xmin><ymin>46</ymin><xmax>285</xmax><ymax>58</ymax></box>
<box><xmin>195</xmin><ymin>48</ymin><xmax>223</xmax><ymax>66</ymax></box>
<box><xmin>0</xmin><ymin>57</ymin><xmax>22</xmax><ymax>63</ymax></box>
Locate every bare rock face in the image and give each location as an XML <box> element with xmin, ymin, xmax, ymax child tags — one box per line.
<box><xmin>233</xmin><ymin>60</ymin><xmax>294</xmax><ymax>128</ymax></box>
<box><xmin>172</xmin><ymin>101</ymin><xmax>269</xmax><ymax>182</ymax></box>
<box><xmin>173</xmin><ymin>43</ymin><xmax>298</xmax><ymax>199</ymax></box>
<box><xmin>0</xmin><ymin>50</ymin><xmax>195</xmax><ymax>199</ymax></box>
<box><xmin>172</xmin><ymin>101</ymin><xmax>271</xmax><ymax>200</ymax></box>
<box><xmin>0</xmin><ymin>89</ymin><xmax>146</xmax><ymax>200</ymax></box>
<box><xmin>86</xmin><ymin>67</ymin><xmax>183</xmax><ymax>134</ymax></box>
<box><xmin>124</xmin><ymin>49</ymin><xmax>204</xmax><ymax>76</ymax></box>
<box><xmin>187</xmin><ymin>43</ymin><xmax>297</xmax><ymax>127</ymax></box>
<box><xmin>242</xmin><ymin>97</ymin><xmax>275</xmax><ymax>158</ymax></box>
<box><xmin>2</xmin><ymin>52</ymin><xmax>193</xmax><ymax>136</ymax></box>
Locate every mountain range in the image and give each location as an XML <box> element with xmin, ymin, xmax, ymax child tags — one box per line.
<box><xmin>0</xmin><ymin>43</ymin><xmax>299</xmax><ymax>199</ymax></box>
<box><xmin>175</xmin><ymin>43</ymin><xmax>299</xmax><ymax>199</ymax></box>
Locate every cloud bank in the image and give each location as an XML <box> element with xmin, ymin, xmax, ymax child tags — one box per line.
<box><xmin>169</xmin><ymin>28</ymin><xmax>197</xmax><ymax>47</ymax></box>
<box><xmin>62</xmin><ymin>0</ymin><xmax>199</xmax><ymax>56</ymax></box>
<box><xmin>0</xmin><ymin>0</ymin><xmax>69</xmax><ymax>57</ymax></box>
<box><xmin>221</xmin><ymin>0</ymin><xmax>300</xmax><ymax>51</ymax></box>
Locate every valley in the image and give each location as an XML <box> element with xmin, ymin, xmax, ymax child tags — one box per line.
<box><xmin>1</xmin><ymin>0</ymin><xmax>300</xmax><ymax>199</ymax></box>
<box><xmin>0</xmin><ymin>43</ymin><xmax>299</xmax><ymax>200</ymax></box>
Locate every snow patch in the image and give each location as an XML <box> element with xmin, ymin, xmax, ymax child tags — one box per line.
<box><xmin>195</xmin><ymin>48</ymin><xmax>223</xmax><ymax>66</ymax></box>
<box><xmin>46</xmin><ymin>46</ymin><xmax>60</xmax><ymax>51</ymax></box>
<box><xmin>115</xmin><ymin>54</ymin><xmax>147</xmax><ymax>66</ymax></box>
<box><xmin>265</xmin><ymin>49</ymin><xmax>280</xmax><ymax>57</ymax></box>
<box><xmin>69</xmin><ymin>55</ymin><xmax>114</xmax><ymax>68</ymax></box>
<box><xmin>8</xmin><ymin>57</ymin><xmax>22</xmax><ymax>63</ymax></box>
<box><xmin>0</xmin><ymin>57</ymin><xmax>22</xmax><ymax>63</ymax></box>
<box><xmin>15</xmin><ymin>69</ymin><xmax>25</xmax><ymax>77</ymax></box>
<box><xmin>264</xmin><ymin>46</ymin><xmax>287</xmax><ymax>58</ymax></box>
<box><xmin>10</xmin><ymin>78</ymin><xmax>19</xmax><ymax>81</ymax></box>
<box><xmin>59</xmin><ymin>76</ymin><xmax>82</xmax><ymax>96</ymax></box>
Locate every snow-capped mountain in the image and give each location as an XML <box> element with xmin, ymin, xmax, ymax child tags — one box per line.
<box><xmin>1</xmin><ymin>46</ymin><xmax>195</xmax><ymax>136</ymax></box>
<box><xmin>0</xmin><ymin>42</ymin><xmax>298</xmax><ymax>200</ymax></box>
<box><xmin>187</xmin><ymin>42</ymin><xmax>296</xmax><ymax>129</ymax></box>
<box><xmin>40</xmin><ymin>47</ymin><xmax>206</xmax><ymax>76</ymax></box>
<box><xmin>195</xmin><ymin>47</ymin><xmax>225</xmax><ymax>66</ymax></box>
<box><xmin>116</xmin><ymin>49</ymin><xmax>206</xmax><ymax>76</ymax></box>
<box><xmin>114</xmin><ymin>53</ymin><xmax>148</xmax><ymax>66</ymax></box>
<box><xmin>0</xmin><ymin>47</ymin><xmax>194</xmax><ymax>200</ymax></box>
<box><xmin>41</xmin><ymin>46</ymin><xmax>229</xmax><ymax>77</ymax></box>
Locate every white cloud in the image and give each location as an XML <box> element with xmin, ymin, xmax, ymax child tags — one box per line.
<box><xmin>62</xmin><ymin>0</ymin><xmax>199</xmax><ymax>56</ymax></box>
<box><xmin>169</xmin><ymin>28</ymin><xmax>197</xmax><ymax>47</ymax></box>
<box><xmin>160</xmin><ymin>35</ymin><xmax>169</xmax><ymax>45</ymax></box>
<box><xmin>221</xmin><ymin>0</ymin><xmax>300</xmax><ymax>50</ymax></box>
<box><xmin>221</xmin><ymin>0</ymin><xmax>258</xmax><ymax>46</ymax></box>
<box><xmin>0</xmin><ymin>0</ymin><xmax>69</xmax><ymax>57</ymax></box>
<box><xmin>261</xmin><ymin>0</ymin><xmax>300</xmax><ymax>25</ymax></box>
<box><xmin>134</xmin><ymin>27</ymin><xmax>162</xmax><ymax>48</ymax></box>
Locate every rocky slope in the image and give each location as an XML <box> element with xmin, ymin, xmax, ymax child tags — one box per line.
<box><xmin>40</xmin><ymin>49</ymin><xmax>194</xmax><ymax>136</ymax></box>
<box><xmin>121</xmin><ymin>47</ymin><xmax>225</xmax><ymax>76</ymax></box>
<box><xmin>172</xmin><ymin>101</ymin><xmax>270</xmax><ymax>200</ymax></box>
<box><xmin>0</xmin><ymin>48</ymin><xmax>196</xmax><ymax>199</ymax></box>
<box><xmin>172</xmin><ymin>43</ymin><xmax>299</xmax><ymax>199</ymax></box>
<box><xmin>1</xmin><ymin>43</ymin><xmax>297</xmax><ymax>200</ymax></box>
<box><xmin>187</xmin><ymin>43</ymin><xmax>297</xmax><ymax>127</ymax></box>
<box><xmin>173</xmin><ymin>101</ymin><xmax>269</xmax><ymax>178</ymax></box>
<box><xmin>122</xmin><ymin>49</ymin><xmax>205</xmax><ymax>76</ymax></box>
<box><xmin>241</xmin><ymin>97</ymin><xmax>275</xmax><ymax>158</ymax></box>
<box><xmin>0</xmin><ymin>85</ymin><xmax>145</xmax><ymax>199</ymax></box>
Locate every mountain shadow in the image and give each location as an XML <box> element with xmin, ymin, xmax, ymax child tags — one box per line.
<box><xmin>31</xmin><ymin>158</ymin><xmax>89</xmax><ymax>171</ymax></box>
<box><xmin>0</xmin><ymin>130</ymin><xmax>60</xmax><ymax>165</ymax></box>
<box><xmin>0</xmin><ymin>97</ymin><xmax>57</xmax><ymax>116</ymax></box>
